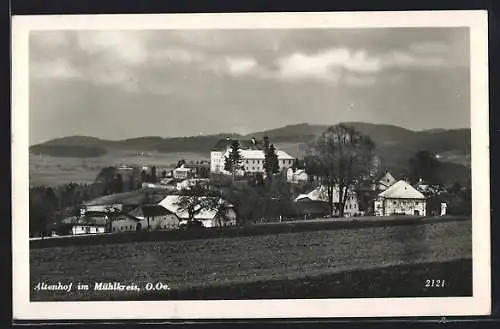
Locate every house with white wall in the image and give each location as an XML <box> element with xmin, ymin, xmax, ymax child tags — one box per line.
<box><xmin>374</xmin><ymin>180</ymin><xmax>427</xmax><ymax>216</ymax></box>
<box><xmin>61</xmin><ymin>214</ymin><xmax>107</xmax><ymax>235</ymax></box>
<box><xmin>376</xmin><ymin>172</ymin><xmax>398</xmax><ymax>191</ymax></box>
<box><xmin>294</xmin><ymin>185</ymin><xmax>362</xmax><ymax>217</ymax></box>
<box><xmin>286</xmin><ymin>168</ymin><xmax>308</xmax><ymax>183</ymax></box>
<box><xmin>210</xmin><ymin>137</ymin><xmax>295</xmax><ymax>174</ymax></box>
<box><xmin>158</xmin><ymin>195</ymin><xmax>237</xmax><ymax>227</ymax></box>
<box><xmin>129</xmin><ymin>204</ymin><xmax>180</xmax><ymax>230</ymax></box>
<box><xmin>173</xmin><ymin>165</ymin><xmax>192</xmax><ymax>180</ymax></box>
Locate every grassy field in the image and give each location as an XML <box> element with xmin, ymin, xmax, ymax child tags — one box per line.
<box><xmin>30</xmin><ymin>218</ymin><xmax>471</xmax><ymax>301</ymax></box>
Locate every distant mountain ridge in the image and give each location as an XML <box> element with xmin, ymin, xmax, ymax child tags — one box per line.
<box><xmin>30</xmin><ymin>122</ymin><xmax>471</xmax><ymax>181</ymax></box>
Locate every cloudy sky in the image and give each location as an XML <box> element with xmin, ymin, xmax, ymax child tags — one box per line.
<box><xmin>29</xmin><ymin>28</ymin><xmax>470</xmax><ymax>145</ymax></box>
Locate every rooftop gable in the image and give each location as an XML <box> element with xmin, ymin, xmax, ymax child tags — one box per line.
<box><xmin>378</xmin><ymin>180</ymin><xmax>425</xmax><ymax>199</ymax></box>
<box><xmin>211</xmin><ymin>139</ymin><xmax>263</xmax><ymax>151</ymax></box>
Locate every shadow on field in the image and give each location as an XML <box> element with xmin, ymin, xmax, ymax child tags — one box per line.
<box><xmin>31</xmin><ymin>259</ymin><xmax>472</xmax><ymax>301</ymax></box>
<box><xmin>138</xmin><ymin>259</ymin><xmax>473</xmax><ymax>300</ymax></box>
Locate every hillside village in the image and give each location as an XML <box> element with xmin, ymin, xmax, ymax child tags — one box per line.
<box><xmin>29</xmin><ymin>125</ymin><xmax>471</xmax><ymax>238</ymax></box>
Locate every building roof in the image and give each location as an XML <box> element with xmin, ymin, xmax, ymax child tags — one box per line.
<box><xmin>174</xmin><ymin>167</ymin><xmax>191</xmax><ymax>172</ymax></box>
<box><xmin>378</xmin><ymin>180</ymin><xmax>425</xmax><ymax>199</ymax></box>
<box><xmin>158</xmin><ymin>195</ymin><xmax>233</xmax><ymax>220</ymax></box>
<box><xmin>211</xmin><ymin>139</ymin><xmax>263</xmax><ymax>151</ymax></box>
<box><xmin>223</xmin><ymin>149</ymin><xmax>295</xmax><ymax>160</ymax></box>
<box><xmin>295</xmin><ymin>185</ymin><xmax>356</xmax><ymax>203</ymax></box>
<box><xmin>62</xmin><ymin>215</ymin><xmax>107</xmax><ymax>226</ymax></box>
<box><xmin>378</xmin><ymin>172</ymin><xmax>397</xmax><ymax>188</ymax></box>
<box><xmin>129</xmin><ymin>204</ymin><xmax>176</xmax><ymax>218</ymax></box>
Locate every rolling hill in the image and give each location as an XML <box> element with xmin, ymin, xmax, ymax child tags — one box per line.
<box><xmin>30</xmin><ymin>123</ymin><xmax>471</xmax><ymax>182</ymax></box>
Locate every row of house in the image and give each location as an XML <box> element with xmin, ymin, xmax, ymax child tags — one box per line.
<box><xmin>293</xmin><ymin>172</ymin><xmax>432</xmax><ymax>218</ymax></box>
<box><xmin>57</xmin><ymin>191</ymin><xmax>237</xmax><ymax>236</ymax></box>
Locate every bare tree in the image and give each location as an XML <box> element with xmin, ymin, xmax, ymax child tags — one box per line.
<box><xmin>174</xmin><ymin>182</ymin><xmax>224</xmax><ymax>224</ymax></box>
<box><xmin>304</xmin><ymin>124</ymin><xmax>376</xmax><ymax>217</ymax></box>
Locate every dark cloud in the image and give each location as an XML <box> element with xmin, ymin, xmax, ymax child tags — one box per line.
<box><xmin>29</xmin><ymin>28</ymin><xmax>470</xmax><ymax>144</ymax></box>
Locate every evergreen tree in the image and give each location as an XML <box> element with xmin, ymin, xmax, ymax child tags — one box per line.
<box><xmin>264</xmin><ymin>144</ymin><xmax>280</xmax><ymax>177</ymax></box>
<box><xmin>224</xmin><ymin>140</ymin><xmax>243</xmax><ymax>178</ymax></box>
<box><xmin>114</xmin><ymin>173</ymin><xmax>124</xmax><ymax>193</ymax></box>
<box><xmin>140</xmin><ymin>169</ymin><xmax>147</xmax><ymax>184</ymax></box>
<box><xmin>150</xmin><ymin>166</ymin><xmax>157</xmax><ymax>183</ymax></box>
<box><xmin>292</xmin><ymin>158</ymin><xmax>299</xmax><ymax>172</ymax></box>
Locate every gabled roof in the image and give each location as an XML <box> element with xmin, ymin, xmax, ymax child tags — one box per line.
<box><xmin>211</xmin><ymin>139</ymin><xmax>263</xmax><ymax>151</ymax></box>
<box><xmin>378</xmin><ymin>172</ymin><xmax>397</xmax><ymax>187</ymax></box>
<box><xmin>223</xmin><ymin>149</ymin><xmax>295</xmax><ymax>160</ymax></box>
<box><xmin>378</xmin><ymin>180</ymin><xmax>425</xmax><ymax>199</ymax></box>
<box><xmin>129</xmin><ymin>204</ymin><xmax>176</xmax><ymax>218</ymax></box>
<box><xmin>62</xmin><ymin>215</ymin><xmax>107</xmax><ymax>226</ymax></box>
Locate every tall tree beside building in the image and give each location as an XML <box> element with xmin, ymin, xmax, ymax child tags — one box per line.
<box><xmin>263</xmin><ymin>135</ymin><xmax>270</xmax><ymax>150</ymax></box>
<box><xmin>140</xmin><ymin>169</ymin><xmax>147</xmax><ymax>184</ymax></box>
<box><xmin>96</xmin><ymin>166</ymin><xmax>117</xmax><ymax>195</ymax></box>
<box><xmin>150</xmin><ymin>166</ymin><xmax>158</xmax><ymax>183</ymax></box>
<box><xmin>174</xmin><ymin>182</ymin><xmax>222</xmax><ymax>224</ymax></box>
<box><xmin>113</xmin><ymin>173</ymin><xmax>124</xmax><ymax>193</ymax></box>
<box><xmin>304</xmin><ymin>124</ymin><xmax>376</xmax><ymax>217</ymax></box>
<box><xmin>264</xmin><ymin>144</ymin><xmax>280</xmax><ymax>177</ymax></box>
<box><xmin>129</xmin><ymin>166</ymin><xmax>141</xmax><ymax>190</ymax></box>
<box><xmin>409</xmin><ymin>150</ymin><xmax>441</xmax><ymax>185</ymax></box>
<box><xmin>292</xmin><ymin>158</ymin><xmax>300</xmax><ymax>172</ymax></box>
<box><xmin>224</xmin><ymin>140</ymin><xmax>243</xmax><ymax>179</ymax></box>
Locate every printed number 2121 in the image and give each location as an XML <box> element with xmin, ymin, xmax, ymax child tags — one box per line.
<box><xmin>425</xmin><ymin>279</ymin><xmax>446</xmax><ymax>288</ymax></box>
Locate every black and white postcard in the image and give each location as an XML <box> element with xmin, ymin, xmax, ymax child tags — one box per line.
<box><xmin>12</xmin><ymin>11</ymin><xmax>491</xmax><ymax>320</ymax></box>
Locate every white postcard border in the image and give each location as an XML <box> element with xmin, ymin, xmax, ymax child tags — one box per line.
<box><xmin>12</xmin><ymin>10</ymin><xmax>491</xmax><ymax>320</ymax></box>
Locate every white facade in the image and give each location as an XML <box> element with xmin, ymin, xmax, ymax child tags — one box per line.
<box><xmin>137</xmin><ymin>213</ymin><xmax>179</xmax><ymax>230</ymax></box>
<box><xmin>176</xmin><ymin>178</ymin><xmax>210</xmax><ymax>191</ymax></box>
<box><xmin>173</xmin><ymin>166</ymin><xmax>191</xmax><ymax>179</ymax></box>
<box><xmin>210</xmin><ymin>148</ymin><xmax>295</xmax><ymax>174</ymax></box>
<box><xmin>81</xmin><ymin>204</ymin><xmax>122</xmax><ymax>214</ymax></box>
<box><xmin>111</xmin><ymin>217</ymin><xmax>139</xmax><ymax>232</ymax></box>
<box><xmin>294</xmin><ymin>185</ymin><xmax>362</xmax><ymax>217</ymax></box>
<box><xmin>374</xmin><ymin>180</ymin><xmax>427</xmax><ymax>216</ymax></box>
<box><xmin>286</xmin><ymin>168</ymin><xmax>308</xmax><ymax>183</ymax></box>
<box><xmin>71</xmin><ymin>225</ymin><xmax>106</xmax><ymax>235</ymax></box>
<box><xmin>440</xmin><ymin>202</ymin><xmax>448</xmax><ymax>216</ymax></box>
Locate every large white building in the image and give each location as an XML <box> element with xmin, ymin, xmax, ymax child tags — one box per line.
<box><xmin>210</xmin><ymin>138</ymin><xmax>295</xmax><ymax>174</ymax></box>
<box><xmin>374</xmin><ymin>180</ymin><xmax>427</xmax><ymax>216</ymax></box>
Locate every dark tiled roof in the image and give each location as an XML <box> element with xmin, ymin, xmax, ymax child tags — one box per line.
<box><xmin>211</xmin><ymin>139</ymin><xmax>264</xmax><ymax>151</ymax></box>
<box><xmin>135</xmin><ymin>205</ymin><xmax>175</xmax><ymax>217</ymax></box>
